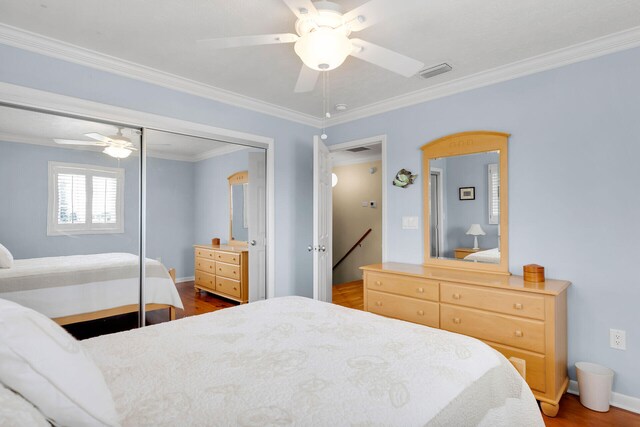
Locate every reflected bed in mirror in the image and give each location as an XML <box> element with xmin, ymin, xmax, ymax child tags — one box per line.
<box><xmin>422</xmin><ymin>131</ymin><xmax>509</xmax><ymax>274</ymax></box>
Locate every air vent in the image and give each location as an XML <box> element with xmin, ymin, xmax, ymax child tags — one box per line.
<box><xmin>346</xmin><ymin>147</ymin><xmax>371</xmax><ymax>153</ymax></box>
<box><xmin>418</xmin><ymin>63</ymin><xmax>452</xmax><ymax>80</ymax></box>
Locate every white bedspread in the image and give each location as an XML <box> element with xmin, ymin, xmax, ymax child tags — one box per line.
<box><xmin>465</xmin><ymin>248</ymin><xmax>501</xmax><ymax>264</ymax></box>
<box><xmin>0</xmin><ymin>253</ymin><xmax>183</xmax><ymax>318</ymax></box>
<box><xmin>83</xmin><ymin>297</ymin><xmax>543</xmax><ymax>426</ymax></box>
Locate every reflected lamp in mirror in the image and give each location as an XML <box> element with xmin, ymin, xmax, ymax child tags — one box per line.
<box><xmin>466</xmin><ymin>224</ymin><xmax>486</xmax><ymax>250</ymax></box>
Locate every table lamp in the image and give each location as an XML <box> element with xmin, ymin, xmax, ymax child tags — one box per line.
<box><xmin>466</xmin><ymin>224</ymin><xmax>486</xmax><ymax>250</ymax></box>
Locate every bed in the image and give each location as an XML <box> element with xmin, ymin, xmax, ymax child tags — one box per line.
<box><xmin>80</xmin><ymin>296</ymin><xmax>543</xmax><ymax>426</ymax></box>
<box><xmin>0</xmin><ymin>252</ymin><xmax>183</xmax><ymax>325</ymax></box>
<box><xmin>464</xmin><ymin>248</ymin><xmax>501</xmax><ymax>264</ymax></box>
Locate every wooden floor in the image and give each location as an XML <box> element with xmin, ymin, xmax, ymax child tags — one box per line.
<box><xmin>332</xmin><ymin>280</ymin><xmax>640</xmax><ymax>426</ymax></box>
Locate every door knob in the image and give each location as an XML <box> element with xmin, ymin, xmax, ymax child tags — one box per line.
<box><xmin>320</xmin><ymin>246</ymin><xmax>326</xmax><ymax>252</ymax></box>
<box><xmin>308</xmin><ymin>245</ymin><xmax>314</xmax><ymax>252</ymax></box>
<box><xmin>250</xmin><ymin>240</ymin><xmax>256</xmax><ymax>246</ymax></box>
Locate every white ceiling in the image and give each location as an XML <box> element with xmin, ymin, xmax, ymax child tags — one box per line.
<box><xmin>1</xmin><ymin>0</ymin><xmax>639</xmax><ymax>119</ymax></box>
<box><xmin>0</xmin><ymin>105</ymin><xmax>246</xmax><ymax>160</ymax></box>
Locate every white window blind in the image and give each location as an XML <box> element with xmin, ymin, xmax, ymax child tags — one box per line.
<box><xmin>488</xmin><ymin>163</ymin><xmax>500</xmax><ymax>225</ymax></box>
<box><xmin>92</xmin><ymin>176</ymin><xmax>118</xmax><ymax>224</ymax></box>
<box><xmin>57</xmin><ymin>173</ymin><xmax>86</xmax><ymax>224</ymax></box>
<box><xmin>48</xmin><ymin>162</ymin><xmax>125</xmax><ymax>235</ymax></box>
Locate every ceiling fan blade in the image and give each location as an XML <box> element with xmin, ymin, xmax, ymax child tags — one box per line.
<box><xmin>85</xmin><ymin>133</ymin><xmax>113</xmax><ymax>144</ymax></box>
<box><xmin>343</xmin><ymin>0</ymin><xmax>408</xmax><ymax>32</ymax></box>
<box><xmin>350</xmin><ymin>39</ymin><xmax>424</xmax><ymax>77</ymax></box>
<box><xmin>281</xmin><ymin>0</ymin><xmax>318</xmax><ymax>19</ymax></box>
<box><xmin>54</xmin><ymin>139</ymin><xmax>106</xmax><ymax>146</ymax></box>
<box><xmin>197</xmin><ymin>33</ymin><xmax>298</xmax><ymax>49</ymax></box>
<box><xmin>294</xmin><ymin>65</ymin><xmax>320</xmax><ymax>93</ymax></box>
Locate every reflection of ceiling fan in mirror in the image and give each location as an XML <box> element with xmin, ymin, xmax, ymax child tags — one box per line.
<box><xmin>54</xmin><ymin>128</ymin><xmax>138</xmax><ymax>159</ymax></box>
<box><xmin>198</xmin><ymin>0</ymin><xmax>425</xmax><ymax>93</ymax></box>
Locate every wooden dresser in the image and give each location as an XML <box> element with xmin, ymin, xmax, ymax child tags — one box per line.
<box><xmin>454</xmin><ymin>247</ymin><xmax>481</xmax><ymax>259</ymax></box>
<box><xmin>193</xmin><ymin>245</ymin><xmax>248</xmax><ymax>303</ymax></box>
<box><xmin>361</xmin><ymin>262</ymin><xmax>570</xmax><ymax>417</ymax></box>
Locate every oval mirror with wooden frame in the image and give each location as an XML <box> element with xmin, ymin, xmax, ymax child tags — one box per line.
<box><xmin>421</xmin><ymin>131</ymin><xmax>510</xmax><ymax>275</ymax></box>
<box><xmin>228</xmin><ymin>170</ymin><xmax>248</xmax><ymax>246</ymax></box>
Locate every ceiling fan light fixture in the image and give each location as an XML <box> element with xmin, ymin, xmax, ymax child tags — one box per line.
<box><xmin>294</xmin><ymin>27</ymin><xmax>352</xmax><ymax>71</ymax></box>
<box><xmin>103</xmin><ymin>146</ymin><xmax>132</xmax><ymax>159</ymax></box>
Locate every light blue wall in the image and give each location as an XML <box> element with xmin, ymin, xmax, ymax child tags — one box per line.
<box><xmin>0</xmin><ymin>140</ymin><xmax>140</xmax><ymax>258</ymax></box>
<box><xmin>327</xmin><ymin>46</ymin><xmax>640</xmax><ymax>396</ymax></box>
<box><xmin>145</xmin><ymin>156</ymin><xmax>195</xmax><ymax>279</ymax></box>
<box><xmin>443</xmin><ymin>152</ymin><xmax>500</xmax><ymax>257</ymax></box>
<box><xmin>0</xmin><ymin>43</ymin><xmax>315</xmax><ymax>297</ymax></box>
<box><xmin>193</xmin><ymin>148</ymin><xmax>262</xmax><ymax>246</ymax></box>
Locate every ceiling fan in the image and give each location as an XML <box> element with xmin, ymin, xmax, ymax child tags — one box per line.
<box><xmin>54</xmin><ymin>129</ymin><xmax>138</xmax><ymax>159</ymax></box>
<box><xmin>198</xmin><ymin>0</ymin><xmax>425</xmax><ymax>93</ymax></box>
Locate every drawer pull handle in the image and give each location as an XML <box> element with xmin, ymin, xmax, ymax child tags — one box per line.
<box><xmin>452</xmin><ymin>293</ymin><xmax>461</xmax><ymax>300</ymax></box>
<box><xmin>417</xmin><ymin>287</ymin><xmax>424</xmax><ymax>293</ymax></box>
<box><xmin>417</xmin><ymin>310</ymin><xmax>425</xmax><ymax>316</ymax></box>
<box><xmin>514</xmin><ymin>330</ymin><xmax>524</xmax><ymax>338</ymax></box>
<box><xmin>453</xmin><ymin>317</ymin><xmax>461</xmax><ymax>324</ymax></box>
<box><xmin>375</xmin><ymin>281</ymin><xmax>382</xmax><ymax>286</ymax></box>
<box><xmin>513</xmin><ymin>303</ymin><xmax>523</xmax><ymax>310</ymax></box>
<box><xmin>375</xmin><ymin>301</ymin><xmax>382</xmax><ymax>307</ymax></box>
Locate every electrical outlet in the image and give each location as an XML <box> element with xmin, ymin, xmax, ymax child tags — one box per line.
<box><xmin>610</xmin><ymin>329</ymin><xmax>626</xmax><ymax>350</ymax></box>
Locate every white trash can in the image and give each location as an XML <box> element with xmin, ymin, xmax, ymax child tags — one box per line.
<box><xmin>576</xmin><ymin>362</ymin><xmax>614</xmax><ymax>412</ymax></box>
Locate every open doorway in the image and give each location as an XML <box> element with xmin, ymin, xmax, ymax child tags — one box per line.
<box><xmin>329</xmin><ymin>136</ymin><xmax>386</xmax><ymax>311</ymax></box>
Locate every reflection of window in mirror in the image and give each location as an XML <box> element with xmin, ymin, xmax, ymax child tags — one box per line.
<box><xmin>488</xmin><ymin>163</ymin><xmax>499</xmax><ymax>225</ymax></box>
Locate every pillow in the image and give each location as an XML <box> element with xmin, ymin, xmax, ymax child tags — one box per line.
<box><xmin>0</xmin><ymin>382</ymin><xmax>50</xmax><ymax>427</ymax></box>
<box><xmin>0</xmin><ymin>243</ymin><xmax>12</xmax><ymax>268</ymax></box>
<box><xmin>0</xmin><ymin>298</ymin><xmax>120</xmax><ymax>427</ymax></box>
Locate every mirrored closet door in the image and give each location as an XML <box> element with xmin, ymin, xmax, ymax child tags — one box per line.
<box><xmin>0</xmin><ymin>104</ymin><xmax>142</xmax><ymax>339</ymax></box>
<box><xmin>143</xmin><ymin>129</ymin><xmax>267</xmax><ymax>322</ymax></box>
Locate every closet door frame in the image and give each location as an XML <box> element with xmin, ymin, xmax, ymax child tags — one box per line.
<box><xmin>0</xmin><ymin>82</ymin><xmax>276</xmax><ymax>327</ymax></box>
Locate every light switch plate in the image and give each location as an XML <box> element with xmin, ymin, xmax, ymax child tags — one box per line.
<box><xmin>361</xmin><ymin>201</ymin><xmax>368</xmax><ymax>207</ymax></box>
<box><xmin>402</xmin><ymin>216</ymin><xmax>419</xmax><ymax>230</ymax></box>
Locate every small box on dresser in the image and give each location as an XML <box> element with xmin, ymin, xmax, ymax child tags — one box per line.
<box><xmin>361</xmin><ymin>262</ymin><xmax>570</xmax><ymax>417</ymax></box>
<box><xmin>194</xmin><ymin>245</ymin><xmax>248</xmax><ymax>303</ymax></box>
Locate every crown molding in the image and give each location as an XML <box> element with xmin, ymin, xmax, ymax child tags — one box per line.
<box><xmin>0</xmin><ymin>23</ymin><xmax>322</xmax><ymax>128</ymax></box>
<box><xmin>2</xmin><ymin>23</ymin><xmax>640</xmax><ymax>129</ymax></box>
<box><xmin>0</xmin><ymin>130</ymin><xmax>245</xmax><ymax>162</ymax></box>
<box><xmin>326</xmin><ymin>26</ymin><xmax>640</xmax><ymax>126</ymax></box>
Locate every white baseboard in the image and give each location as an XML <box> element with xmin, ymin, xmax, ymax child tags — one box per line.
<box><xmin>568</xmin><ymin>380</ymin><xmax>640</xmax><ymax>414</ymax></box>
<box><xmin>176</xmin><ymin>276</ymin><xmax>194</xmax><ymax>284</ymax></box>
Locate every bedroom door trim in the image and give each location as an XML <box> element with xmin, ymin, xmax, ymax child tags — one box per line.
<box><xmin>328</xmin><ymin>134</ymin><xmax>388</xmax><ymax>262</ymax></box>
<box><xmin>0</xmin><ymin>82</ymin><xmax>277</xmax><ymax>302</ymax></box>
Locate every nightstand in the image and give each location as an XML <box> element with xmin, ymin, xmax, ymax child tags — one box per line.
<box><xmin>454</xmin><ymin>247</ymin><xmax>481</xmax><ymax>259</ymax></box>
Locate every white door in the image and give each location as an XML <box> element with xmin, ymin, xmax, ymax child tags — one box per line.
<box><xmin>247</xmin><ymin>151</ymin><xmax>267</xmax><ymax>302</ymax></box>
<box><xmin>313</xmin><ymin>136</ymin><xmax>332</xmax><ymax>302</ymax></box>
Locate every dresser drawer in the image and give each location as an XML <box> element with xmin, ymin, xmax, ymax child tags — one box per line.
<box><xmin>195</xmin><ymin>257</ymin><xmax>216</xmax><ymax>274</ymax></box>
<box><xmin>214</xmin><ymin>251</ymin><xmax>240</xmax><ymax>265</ymax></box>
<box><xmin>195</xmin><ymin>247</ymin><xmax>215</xmax><ymax>259</ymax></box>
<box><xmin>441</xmin><ymin>282</ymin><xmax>545</xmax><ymax>320</ymax></box>
<box><xmin>367</xmin><ymin>290</ymin><xmax>439</xmax><ymax>328</ymax></box>
<box><xmin>195</xmin><ymin>271</ymin><xmax>215</xmax><ymax>291</ymax></box>
<box><xmin>216</xmin><ymin>262</ymin><xmax>240</xmax><ymax>280</ymax></box>
<box><xmin>441</xmin><ymin>305</ymin><xmax>545</xmax><ymax>353</ymax></box>
<box><xmin>488</xmin><ymin>342</ymin><xmax>547</xmax><ymax>393</ymax></box>
<box><xmin>216</xmin><ymin>276</ymin><xmax>242</xmax><ymax>298</ymax></box>
<box><xmin>366</xmin><ymin>272</ymin><xmax>439</xmax><ymax>302</ymax></box>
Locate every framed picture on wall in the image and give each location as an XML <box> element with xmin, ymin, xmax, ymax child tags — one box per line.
<box><xmin>459</xmin><ymin>187</ymin><xmax>475</xmax><ymax>200</ymax></box>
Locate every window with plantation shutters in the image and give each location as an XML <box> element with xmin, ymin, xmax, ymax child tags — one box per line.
<box><xmin>48</xmin><ymin>162</ymin><xmax>124</xmax><ymax>235</ymax></box>
<box><xmin>488</xmin><ymin>163</ymin><xmax>499</xmax><ymax>225</ymax></box>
